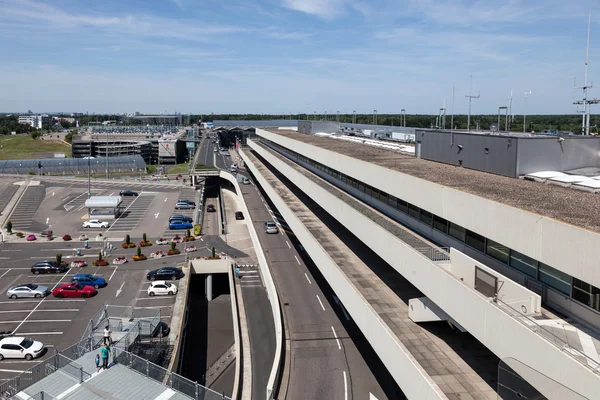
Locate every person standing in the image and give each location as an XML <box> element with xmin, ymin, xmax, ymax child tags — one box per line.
<box><xmin>101</xmin><ymin>344</ymin><xmax>110</xmax><ymax>370</ymax></box>
<box><xmin>103</xmin><ymin>325</ymin><xmax>112</xmax><ymax>345</ymax></box>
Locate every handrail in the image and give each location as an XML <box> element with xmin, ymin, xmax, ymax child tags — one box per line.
<box><xmin>494</xmin><ymin>298</ymin><xmax>600</xmax><ymax>374</ymax></box>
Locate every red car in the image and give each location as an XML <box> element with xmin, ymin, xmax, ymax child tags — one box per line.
<box><xmin>52</xmin><ymin>283</ymin><xmax>97</xmax><ymax>298</ymax></box>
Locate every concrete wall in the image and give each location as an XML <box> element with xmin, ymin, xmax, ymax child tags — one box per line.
<box><xmin>248</xmin><ymin>138</ymin><xmax>600</xmax><ymax>399</ymax></box>
<box><xmin>297</xmin><ymin>120</ymin><xmax>340</xmax><ymax>134</ymax></box>
<box><xmin>416</xmin><ymin>130</ymin><xmax>518</xmax><ymax>177</ymax></box>
<box><xmin>449</xmin><ymin>249</ymin><xmax>541</xmax><ymax>314</ymax></box>
<box><xmin>240</xmin><ymin>149</ymin><xmax>447</xmax><ymax>400</ymax></box>
<box><xmin>255</xmin><ymin>129</ymin><xmax>600</xmax><ymax>299</ymax></box>
<box><xmin>516</xmin><ymin>136</ymin><xmax>600</xmax><ymax>176</ymax></box>
<box><xmin>219</xmin><ymin>170</ymin><xmax>283</xmax><ymax>400</ymax></box>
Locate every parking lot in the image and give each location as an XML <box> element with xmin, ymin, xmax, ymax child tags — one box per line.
<box><xmin>0</xmin><ymin>178</ymin><xmax>192</xmax><ymax>382</ymax></box>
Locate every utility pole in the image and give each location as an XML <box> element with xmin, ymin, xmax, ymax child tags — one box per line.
<box><xmin>508</xmin><ymin>90</ymin><xmax>514</xmax><ymax>131</ymax></box>
<box><xmin>465</xmin><ymin>73</ymin><xmax>480</xmax><ymax>131</ymax></box>
<box><xmin>373</xmin><ymin>110</ymin><xmax>377</xmax><ymax>125</ymax></box>
<box><xmin>352</xmin><ymin>110</ymin><xmax>356</xmax><ymax>124</ymax></box>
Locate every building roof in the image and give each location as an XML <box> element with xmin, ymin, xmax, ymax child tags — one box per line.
<box><xmin>85</xmin><ymin>196</ymin><xmax>122</xmax><ymax>208</ymax></box>
<box><xmin>266</xmin><ymin>130</ymin><xmax>600</xmax><ymax>234</ymax></box>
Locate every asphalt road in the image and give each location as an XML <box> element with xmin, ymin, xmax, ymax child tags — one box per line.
<box><xmin>240</xmin><ymin>166</ymin><xmax>401</xmax><ymax>400</ymax></box>
<box><xmin>193</xmin><ymin>132</ymin><xmax>231</xmax><ymax>171</ymax></box>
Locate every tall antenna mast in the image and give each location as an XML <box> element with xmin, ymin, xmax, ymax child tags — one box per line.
<box><xmin>508</xmin><ymin>90</ymin><xmax>514</xmax><ymax>129</ymax></box>
<box><xmin>574</xmin><ymin>10</ymin><xmax>599</xmax><ymax>135</ymax></box>
<box><xmin>465</xmin><ymin>73</ymin><xmax>480</xmax><ymax>131</ymax></box>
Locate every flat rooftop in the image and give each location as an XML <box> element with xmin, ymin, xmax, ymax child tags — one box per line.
<box><xmin>266</xmin><ymin>130</ymin><xmax>600</xmax><ymax>234</ymax></box>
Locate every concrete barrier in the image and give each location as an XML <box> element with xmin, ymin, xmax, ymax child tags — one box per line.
<box><xmin>219</xmin><ymin>170</ymin><xmax>284</xmax><ymax>400</ymax></box>
<box><xmin>229</xmin><ymin>264</ymin><xmax>242</xmax><ymax>399</ymax></box>
<box><xmin>165</xmin><ymin>261</ymin><xmax>192</xmax><ymax>374</ymax></box>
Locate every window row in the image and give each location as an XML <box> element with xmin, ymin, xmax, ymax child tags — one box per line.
<box><xmin>263</xmin><ymin>139</ymin><xmax>600</xmax><ymax>313</ymax></box>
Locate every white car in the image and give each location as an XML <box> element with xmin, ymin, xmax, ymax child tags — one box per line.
<box><xmin>264</xmin><ymin>221</ymin><xmax>278</xmax><ymax>234</ymax></box>
<box><xmin>148</xmin><ymin>281</ymin><xmax>178</xmax><ymax>297</ymax></box>
<box><xmin>0</xmin><ymin>337</ymin><xmax>45</xmax><ymax>360</ymax></box>
<box><xmin>83</xmin><ymin>219</ymin><xmax>109</xmax><ymax>229</ymax></box>
<box><xmin>242</xmin><ymin>177</ymin><xmax>250</xmax><ymax>185</ymax></box>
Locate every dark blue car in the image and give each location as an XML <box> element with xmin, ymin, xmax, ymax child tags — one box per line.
<box><xmin>168</xmin><ymin>220</ymin><xmax>193</xmax><ymax>230</ymax></box>
<box><xmin>71</xmin><ymin>274</ymin><xmax>107</xmax><ymax>289</ymax></box>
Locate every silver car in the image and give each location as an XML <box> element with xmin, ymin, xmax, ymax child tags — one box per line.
<box><xmin>7</xmin><ymin>284</ymin><xmax>50</xmax><ymax>299</ymax></box>
<box><xmin>264</xmin><ymin>221</ymin><xmax>278</xmax><ymax>234</ymax></box>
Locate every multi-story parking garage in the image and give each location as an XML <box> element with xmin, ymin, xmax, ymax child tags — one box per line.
<box><xmin>238</xmin><ymin>128</ymin><xmax>600</xmax><ymax>400</ymax></box>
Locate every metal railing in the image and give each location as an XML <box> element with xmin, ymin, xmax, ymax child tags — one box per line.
<box><xmin>113</xmin><ymin>347</ymin><xmax>230</xmax><ymax>400</ymax></box>
<box><xmin>495</xmin><ymin>298</ymin><xmax>600</xmax><ymax>375</ymax></box>
<box><xmin>415</xmin><ymin>246</ymin><xmax>451</xmax><ymax>263</ymax></box>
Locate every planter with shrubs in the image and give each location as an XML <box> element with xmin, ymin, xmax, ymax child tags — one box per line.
<box><xmin>70</xmin><ymin>260</ymin><xmax>87</xmax><ymax>268</ymax></box>
<box><xmin>93</xmin><ymin>251</ymin><xmax>109</xmax><ymax>267</ymax></box>
<box><xmin>167</xmin><ymin>241</ymin><xmax>180</xmax><ymax>256</ymax></box>
<box><xmin>150</xmin><ymin>251</ymin><xmax>165</xmax><ymax>258</ymax></box>
<box><xmin>171</xmin><ymin>235</ymin><xmax>183</xmax><ymax>244</ymax></box>
<box><xmin>122</xmin><ymin>234</ymin><xmax>135</xmax><ymax>249</ymax></box>
<box><xmin>132</xmin><ymin>246</ymin><xmax>146</xmax><ymax>261</ymax></box>
<box><xmin>62</xmin><ymin>234</ymin><xmax>72</xmax><ymax>241</ymax></box>
<box><xmin>156</xmin><ymin>238</ymin><xmax>169</xmax><ymax>245</ymax></box>
<box><xmin>112</xmin><ymin>256</ymin><xmax>128</xmax><ymax>265</ymax></box>
<box><xmin>26</xmin><ymin>234</ymin><xmax>36</xmax><ymax>241</ymax></box>
<box><xmin>15</xmin><ymin>232</ymin><xmax>24</xmax><ymax>238</ymax></box>
<box><xmin>139</xmin><ymin>233</ymin><xmax>152</xmax><ymax>247</ymax></box>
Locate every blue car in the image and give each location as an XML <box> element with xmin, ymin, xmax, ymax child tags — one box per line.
<box><xmin>71</xmin><ymin>274</ymin><xmax>107</xmax><ymax>289</ymax></box>
<box><xmin>169</xmin><ymin>220</ymin><xmax>193</xmax><ymax>230</ymax></box>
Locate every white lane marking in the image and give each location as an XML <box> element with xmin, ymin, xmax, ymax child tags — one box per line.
<box><xmin>331</xmin><ymin>326</ymin><xmax>341</xmax><ymax>350</ymax></box>
<box><xmin>109</xmin><ymin>266</ymin><xmax>118</xmax><ymax>281</ymax></box>
<box><xmin>0</xmin><ymin>257</ymin><xmax>10</xmax><ymax>260</ymax></box>
<box><xmin>316</xmin><ymin>295</ymin><xmax>326</xmax><ymax>311</ymax></box>
<box><xmin>134</xmin><ymin>305</ymin><xmax>174</xmax><ymax>309</ymax></box>
<box><xmin>286</xmin><ymin>241</ymin><xmax>291</xmax><ymax>249</ymax></box>
<box><xmin>369</xmin><ymin>393</ymin><xmax>379</xmax><ymax>400</ymax></box>
<box><xmin>115</xmin><ymin>281</ymin><xmax>125</xmax><ymax>297</ymax></box>
<box><xmin>164</xmin><ymin>197</ymin><xmax>168</xmax><ymax>202</ymax></box>
<box><xmin>106</xmin><ymin>195</ymin><xmax>142</xmax><ymax>232</ymax></box>
<box><xmin>45</xmin><ymin>218</ymin><xmax>49</xmax><ymax>224</ymax></box>
<box><xmin>0</xmin><ymin>368</ymin><xmax>29</xmax><ymax>373</ymax></box>
<box><xmin>0</xmin><ymin>250</ymin><xmax>22</xmax><ymax>252</ymax></box>
<box><xmin>155</xmin><ymin>213</ymin><xmax>160</xmax><ymax>219</ymax></box>
<box><xmin>134</xmin><ymin>296</ymin><xmax>176</xmax><ymax>301</ymax></box>
<box><xmin>23</xmin><ymin>332</ymin><xmax>63</xmax><ymax>335</ymax></box>
<box><xmin>0</xmin><ymin>309</ymin><xmax>79</xmax><ymax>313</ymax></box>
<box><xmin>0</xmin><ymin>269</ymin><xmax>11</xmax><ymax>278</ymax></box>
<box><xmin>109</xmin><ymin>192</ymin><xmax>114</xmax><ymax>196</ymax></box>
<box><xmin>304</xmin><ymin>273</ymin><xmax>311</xmax><ymax>285</ymax></box>
<box><xmin>294</xmin><ymin>255</ymin><xmax>301</xmax><ymax>265</ymax></box>
<box><xmin>343</xmin><ymin>371</ymin><xmax>348</xmax><ymax>400</ymax></box>
<box><xmin>12</xmin><ymin>268</ymin><xmax>70</xmax><ymax>334</ymax></box>
<box><xmin>0</xmin><ymin>320</ymin><xmax>71</xmax><ymax>324</ymax></box>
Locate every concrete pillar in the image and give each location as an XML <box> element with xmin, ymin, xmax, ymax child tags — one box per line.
<box><xmin>206</xmin><ymin>274</ymin><xmax>213</xmax><ymax>301</ymax></box>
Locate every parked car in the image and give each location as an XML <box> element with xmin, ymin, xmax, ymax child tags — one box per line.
<box><xmin>264</xmin><ymin>221</ymin><xmax>278</xmax><ymax>234</ymax></box>
<box><xmin>71</xmin><ymin>274</ymin><xmax>107</xmax><ymax>289</ymax></box>
<box><xmin>177</xmin><ymin>199</ymin><xmax>196</xmax><ymax>206</ymax></box>
<box><xmin>242</xmin><ymin>177</ymin><xmax>250</xmax><ymax>185</ymax></box>
<box><xmin>168</xmin><ymin>220</ymin><xmax>193</xmax><ymax>230</ymax></box>
<box><xmin>119</xmin><ymin>190</ymin><xmax>138</xmax><ymax>196</ymax></box>
<box><xmin>174</xmin><ymin>202</ymin><xmax>194</xmax><ymax>210</ymax></box>
<box><xmin>52</xmin><ymin>283</ymin><xmax>97</xmax><ymax>298</ymax></box>
<box><xmin>147</xmin><ymin>267</ymin><xmax>185</xmax><ymax>281</ymax></box>
<box><xmin>169</xmin><ymin>215</ymin><xmax>193</xmax><ymax>223</ymax></box>
<box><xmin>206</xmin><ymin>204</ymin><xmax>216</xmax><ymax>212</ymax></box>
<box><xmin>147</xmin><ymin>281</ymin><xmax>178</xmax><ymax>297</ymax></box>
<box><xmin>0</xmin><ymin>337</ymin><xmax>45</xmax><ymax>360</ymax></box>
<box><xmin>235</xmin><ymin>211</ymin><xmax>244</xmax><ymax>220</ymax></box>
<box><xmin>6</xmin><ymin>284</ymin><xmax>50</xmax><ymax>299</ymax></box>
<box><xmin>31</xmin><ymin>261</ymin><xmax>68</xmax><ymax>275</ymax></box>
<box><xmin>82</xmin><ymin>219</ymin><xmax>109</xmax><ymax>229</ymax></box>
<box><xmin>151</xmin><ymin>322</ymin><xmax>171</xmax><ymax>338</ymax></box>
<box><xmin>230</xmin><ymin>165</ymin><xmax>237</xmax><ymax>172</ymax></box>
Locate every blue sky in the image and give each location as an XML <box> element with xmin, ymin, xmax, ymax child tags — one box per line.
<box><xmin>0</xmin><ymin>0</ymin><xmax>599</xmax><ymax>114</ymax></box>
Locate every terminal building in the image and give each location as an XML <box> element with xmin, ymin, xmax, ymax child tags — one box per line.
<box><xmin>238</xmin><ymin>126</ymin><xmax>600</xmax><ymax>400</ymax></box>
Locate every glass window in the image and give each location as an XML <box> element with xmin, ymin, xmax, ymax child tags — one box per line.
<box><xmin>419</xmin><ymin>209</ymin><xmax>433</xmax><ymax>226</ymax></box>
<box><xmin>572</xmin><ymin>287</ymin><xmax>593</xmax><ymax>308</ymax></box>
<box><xmin>433</xmin><ymin>215</ymin><xmax>448</xmax><ymax>234</ymax></box>
<box><xmin>388</xmin><ymin>195</ymin><xmax>397</xmax><ymax>207</ymax></box>
<box><xmin>539</xmin><ymin>263</ymin><xmax>571</xmax><ymax>295</ymax></box>
<box><xmin>573</xmin><ymin>278</ymin><xmax>591</xmax><ymax>292</ymax></box>
<box><xmin>379</xmin><ymin>191</ymin><xmax>388</xmax><ymax>202</ymax></box>
<box><xmin>509</xmin><ymin>250</ymin><xmax>537</xmax><ymax>278</ymax></box>
<box><xmin>365</xmin><ymin>186</ymin><xmax>373</xmax><ymax>197</ymax></box>
<box><xmin>358</xmin><ymin>182</ymin><xmax>365</xmax><ymax>192</ymax></box>
<box><xmin>408</xmin><ymin>204</ymin><xmax>420</xmax><ymax>219</ymax></box>
<box><xmin>486</xmin><ymin>239</ymin><xmax>509</xmax><ymax>264</ymax></box>
<box><xmin>372</xmin><ymin>188</ymin><xmax>380</xmax><ymax>200</ymax></box>
<box><xmin>465</xmin><ymin>230</ymin><xmax>485</xmax><ymax>252</ymax></box>
<box><xmin>448</xmin><ymin>222</ymin><xmax>466</xmax><ymax>242</ymax></box>
<box><xmin>397</xmin><ymin>200</ymin><xmax>408</xmax><ymax>214</ymax></box>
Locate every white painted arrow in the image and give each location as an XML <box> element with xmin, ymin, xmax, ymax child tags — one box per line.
<box><xmin>155</xmin><ymin>212</ymin><xmax>160</xmax><ymax>219</ymax></box>
<box><xmin>333</xmin><ymin>295</ymin><xmax>351</xmax><ymax>321</ymax></box>
<box><xmin>370</xmin><ymin>393</ymin><xmax>379</xmax><ymax>400</ymax></box>
<box><xmin>115</xmin><ymin>281</ymin><xmax>125</xmax><ymax>297</ymax></box>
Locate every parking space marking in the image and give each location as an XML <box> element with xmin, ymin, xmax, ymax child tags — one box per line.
<box><xmin>134</xmin><ymin>306</ymin><xmax>174</xmax><ymax>309</ymax></box>
<box><xmin>0</xmin><ymin>299</ymin><xmax>85</xmax><ymax>304</ymax></box>
<box><xmin>0</xmin><ymin>320</ymin><xmax>71</xmax><ymax>323</ymax></box>
<box><xmin>135</xmin><ymin>297</ymin><xmax>176</xmax><ymax>301</ymax></box>
<box><xmin>0</xmin><ymin>269</ymin><xmax>10</xmax><ymax>279</ymax></box>
<box><xmin>109</xmin><ymin>266</ymin><xmax>118</xmax><ymax>281</ymax></box>
<box><xmin>0</xmin><ymin>309</ymin><xmax>79</xmax><ymax>313</ymax></box>
<box><xmin>0</xmin><ymin>368</ymin><xmax>28</xmax><ymax>373</ymax></box>
<box><xmin>20</xmin><ymin>332</ymin><xmax>63</xmax><ymax>336</ymax></box>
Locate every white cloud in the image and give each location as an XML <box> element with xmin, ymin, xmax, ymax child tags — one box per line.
<box><xmin>282</xmin><ymin>0</ymin><xmax>347</xmax><ymax>19</ymax></box>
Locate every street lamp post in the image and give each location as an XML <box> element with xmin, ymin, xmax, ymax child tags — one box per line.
<box><xmin>523</xmin><ymin>91</ymin><xmax>532</xmax><ymax>133</ymax></box>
